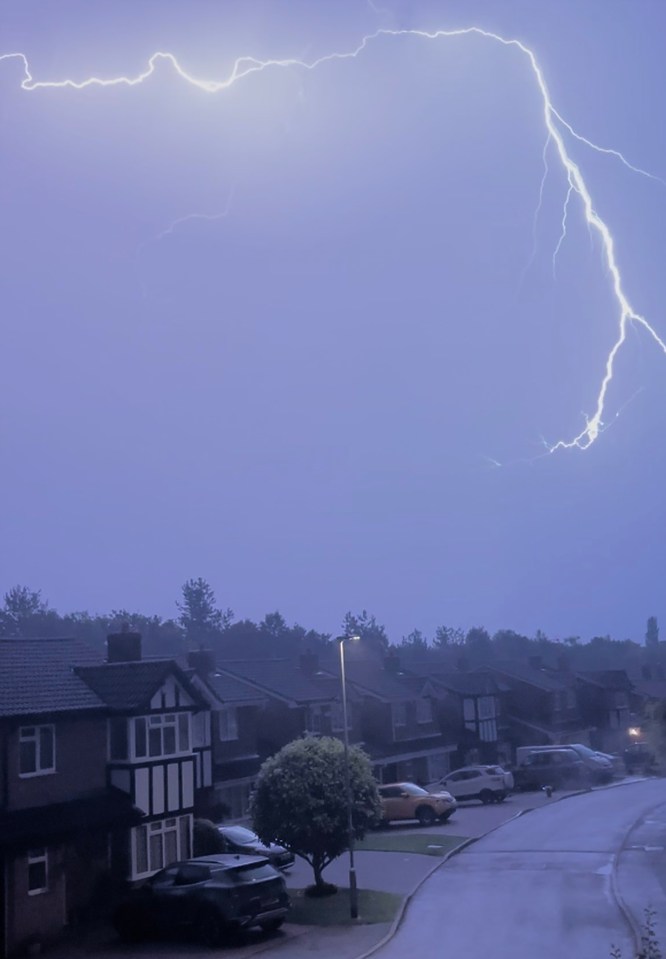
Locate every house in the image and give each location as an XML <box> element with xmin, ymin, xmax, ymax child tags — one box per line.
<box><xmin>214</xmin><ymin>652</ymin><xmax>362</xmax><ymax>762</ymax></box>
<box><xmin>331</xmin><ymin>647</ymin><xmax>456</xmax><ymax>785</ymax></box>
<box><xmin>572</xmin><ymin>670</ymin><xmax>633</xmax><ymax>752</ymax></box>
<box><xmin>0</xmin><ymin>637</ymin><xmax>140</xmax><ymax>957</ymax></box>
<box><xmin>404</xmin><ymin>665</ymin><xmax>507</xmax><ymax>768</ymax></box>
<box><xmin>186</xmin><ymin>649</ymin><xmax>267</xmax><ymax>820</ymax></box>
<box><xmin>75</xmin><ymin>630</ymin><xmax>210</xmax><ymax>882</ymax></box>
<box><xmin>0</xmin><ymin>631</ymin><xmax>211</xmax><ymax>957</ymax></box>
<box><xmin>478</xmin><ymin>659</ymin><xmax>590</xmax><ymax>758</ymax></box>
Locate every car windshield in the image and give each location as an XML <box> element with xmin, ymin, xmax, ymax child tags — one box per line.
<box><xmin>222</xmin><ymin>826</ymin><xmax>261</xmax><ymax>844</ymax></box>
<box><xmin>401</xmin><ymin>783</ymin><xmax>429</xmax><ymax>796</ymax></box>
<box><xmin>572</xmin><ymin>745</ymin><xmax>598</xmax><ymax>759</ymax></box>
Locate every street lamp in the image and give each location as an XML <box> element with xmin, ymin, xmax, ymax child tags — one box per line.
<box><xmin>337</xmin><ymin>633</ymin><xmax>360</xmax><ymax>920</ymax></box>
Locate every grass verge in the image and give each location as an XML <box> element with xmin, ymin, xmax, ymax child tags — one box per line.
<box><xmin>355</xmin><ymin>832</ymin><xmax>468</xmax><ymax>856</ymax></box>
<box><xmin>288</xmin><ymin>888</ymin><xmax>402</xmax><ymax>926</ymax></box>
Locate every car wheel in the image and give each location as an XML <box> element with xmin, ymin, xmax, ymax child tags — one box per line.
<box><xmin>198</xmin><ymin>910</ymin><xmax>225</xmax><ymax>948</ymax></box>
<box><xmin>479</xmin><ymin>789</ymin><xmax>494</xmax><ymax>805</ymax></box>
<box><xmin>495</xmin><ymin>792</ymin><xmax>506</xmax><ymax>802</ymax></box>
<box><xmin>416</xmin><ymin>806</ymin><xmax>437</xmax><ymax>827</ymax></box>
<box><xmin>260</xmin><ymin>918</ymin><xmax>285</xmax><ymax>933</ymax></box>
<box><xmin>439</xmin><ymin>811</ymin><xmax>453</xmax><ymax>823</ymax></box>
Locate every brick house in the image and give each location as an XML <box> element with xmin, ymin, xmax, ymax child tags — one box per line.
<box><xmin>0</xmin><ymin>632</ymin><xmax>211</xmax><ymax>956</ymax></box>
<box><xmin>0</xmin><ymin>638</ymin><xmax>140</xmax><ymax>957</ymax></box>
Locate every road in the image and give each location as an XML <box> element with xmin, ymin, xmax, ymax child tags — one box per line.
<box><xmin>373</xmin><ymin>779</ymin><xmax>666</xmax><ymax>959</ymax></box>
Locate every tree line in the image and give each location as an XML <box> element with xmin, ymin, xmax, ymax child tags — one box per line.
<box><xmin>0</xmin><ymin>580</ymin><xmax>661</xmax><ymax>672</ymax></box>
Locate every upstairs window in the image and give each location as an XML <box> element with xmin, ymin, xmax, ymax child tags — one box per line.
<box><xmin>19</xmin><ymin>726</ymin><xmax>55</xmax><ymax>777</ymax></box>
<box><xmin>133</xmin><ymin>715</ymin><xmax>190</xmax><ymax>760</ymax></box>
<box><xmin>218</xmin><ymin>706</ymin><xmax>239</xmax><ymax>742</ymax></box>
<box><xmin>416</xmin><ymin>698</ymin><xmax>433</xmax><ymax>724</ymax></box>
<box><xmin>27</xmin><ymin>848</ymin><xmax>48</xmax><ymax>894</ymax></box>
<box><xmin>391</xmin><ymin>702</ymin><xmax>407</xmax><ymax>729</ymax></box>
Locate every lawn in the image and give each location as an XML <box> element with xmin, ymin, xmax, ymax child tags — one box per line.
<box><xmin>288</xmin><ymin>887</ymin><xmax>402</xmax><ymax>926</ymax></box>
<box><xmin>355</xmin><ymin>832</ymin><xmax>468</xmax><ymax>856</ymax></box>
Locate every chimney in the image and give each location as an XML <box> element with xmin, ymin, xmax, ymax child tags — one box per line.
<box><xmin>299</xmin><ymin>650</ymin><xmax>319</xmax><ymax>675</ymax></box>
<box><xmin>384</xmin><ymin>650</ymin><xmax>400</xmax><ymax>673</ymax></box>
<box><xmin>557</xmin><ymin>653</ymin><xmax>571</xmax><ymax>673</ymax></box>
<box><xmin>187</xmin><ymin>648</ymin><xmax>216</xmax><ymax>678</ymax></box>
<box><xmin>106</xmin><ymin>624</ymin><xmax>142</xmax><ymax>663</ymax></box>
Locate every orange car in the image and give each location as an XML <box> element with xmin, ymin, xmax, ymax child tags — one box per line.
<box><xmin>378</xmin><ymin>781</ymin><xmax>457</xmax><ymax>826</ymax></box>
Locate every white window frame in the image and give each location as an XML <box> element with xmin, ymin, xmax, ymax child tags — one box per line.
<box><xmin>416</xmin><ymin>697</ymin><xmax>433</xmax><ymax>724</ymax></box>
<box><xmin>19</xmin><ymin>725</ymin><xmax>55</xmax><ymax>778</ymax></box>
<box><xmin>331</xmin><ymin>701</ymin><xmax>351</xmax><ymax>732</ymax></box>
<box><xmin>305</xmin><ymin>704</ymin><xmax>328</xmax><ymax>734</ymax></box>
<box><xmin>391</xmin><ymin>702</ymin><xmax>407</xmax><ymax>730</ymax></box>
<box><xmin>132</xmin><ymin>815</ymin><xmax>192</xmax><ymax>879</ymax></box>
<box><xmin>218</xmin><ymin>706</ymin><xmax>239</xmax><ymax>742</ymax></box>
<box><xmin>27</xmin><ymin>848</ymin><xmax>48</xmax><ymax>895</ymax></box>
<box><xmin>131</xmin><ymin>714</ymin><xmax>191</xmax><ymax>761</ymax></box>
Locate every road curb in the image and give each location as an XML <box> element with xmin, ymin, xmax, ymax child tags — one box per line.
<box><xmin>352</xmin><ymin>776</ymin><xmax>656</xmax><ymax>959</ymax></box>
<box><xmin>353</xmin><ymin>807</ymin><xmax>529</xmax><ymax>959</ymax></box>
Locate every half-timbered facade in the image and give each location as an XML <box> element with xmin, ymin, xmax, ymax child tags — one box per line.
<box><xmin>76</xmin><ymin>633</ymin><xmax>210</xmax><ymax>881</ymax></box>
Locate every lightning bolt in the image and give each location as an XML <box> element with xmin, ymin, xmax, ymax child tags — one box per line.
<box><xmin>2</xmin><ymin>27</ymin><xmax>665</xmax><ymax>452</ymax></box>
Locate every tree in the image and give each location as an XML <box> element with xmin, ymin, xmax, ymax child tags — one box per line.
<box><xmin>176</xmin><ymin>578</ymin><xmax>233</xmax><ymax>646</ymax></box>
<box><xmin>342</xmin><ymin>610</ymin><xmax>389</xmax><ymax>648</ymax></box>
<box><xmin>251</xmin><ymin>737</ymin><xmax>380</xmax><ymax>893</ymax></box>
<box><xmin>400</xmin><ymin>629</ymin><xmax>428</xmax><ymax>652</ymax></box>
<box><xmin>0</xmin><ymin>585</ymin><xmax>58</xmax><ymax>637</ymax></box>
<box><xmin>646</xmin><ymin>616</ymin><xmax>660</xmax><ymax>648</ymax></box>
<box><xmin>433</xmin><ymin>625</ymin><xmax>465</xmax><ymax>648</ymax></box>
<box><xmin>260</xmin><ymin>611</ymin><xmax>289</xmax><ymax>640</ymax></box>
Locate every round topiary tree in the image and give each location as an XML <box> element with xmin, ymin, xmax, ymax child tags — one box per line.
<box><xmin>251</xmin><ymin>736</ymin><xmax>380</xmax><ymax>893</ymax></box>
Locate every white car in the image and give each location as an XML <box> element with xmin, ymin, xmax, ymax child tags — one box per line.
<box><xmin>428</xmin><ymin>765</ymin><xmax>514</xmax><ymax>804</ymax></box>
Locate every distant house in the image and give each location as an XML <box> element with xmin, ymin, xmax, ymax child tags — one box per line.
<box><xmin>573</xmin><ymin>670</ymin><xmax>633</xmax><ymax>752</ymax></box>
<box><xmin>478</xmin><ymin>659</ymin><xmax>590</xmax><ymax>757</ymax></box>
<box><xmin>186</xmin><ymin>650</ymin><xmax>267</xmax><ymax>820</ymax></box>
<box><xmin>331</xmin><ymin>648</ymin><xmax>456</xmax><ymax>785</ymax></box>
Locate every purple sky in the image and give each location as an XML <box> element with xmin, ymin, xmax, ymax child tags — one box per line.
<box><xmin>2</xmin><ymin>0</ymin><xmax>666</xmax><ymax>644</ymax></box>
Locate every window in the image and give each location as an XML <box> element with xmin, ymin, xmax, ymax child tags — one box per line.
<box><xmin>132</xmin><ymin>715</ymin><xmax>190</xmax><ymax>760</ymax></box>
<box><xmin>19</xmin><ymin>726</ymin><xmax>55</xmax><ymax>777</ymax></box>
<box><xmin>305</xmin><ymin>704</ymin><xmax>327</xmax><ymax>734</ymax></box>
<box><xmin>27</xmin><ymin>848</ymin><xmax>48</xmax><ymax>894</ymax></box>
<box><xmin>392</xmin><ymin>702</ymin><xmax>407</xmax><ymax>728</ymax></box>
<box><xmin>331</xmin><ymin>701</ymin><xmax>351</xmax><ymax>732</ymax></box>
<box><xmin>218</xmin><ymin>706</ymin><xmax>239</xmax><ymax>742</ymax></box>
<box><xmin>416</xmin><ymin>698</ymin><xmax>433</xmax><ymax>724</ymax></box>
<box><xmin>133</xmin><ymin>815</ymin><xmax>191</xmax><ymax>878</ymax></box>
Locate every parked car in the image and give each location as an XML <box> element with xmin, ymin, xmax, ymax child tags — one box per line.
<box><xmin>428</xmin><ymin>765</ymin><xmax>514</xmax><ymax>804</ymax></box>
<box><xmin>378</xmin><ymin>782</ymin><xmax>457</xmax><ymax>826</ymax></box>
<box><xmin>113</xmin><ymin>855</ymin><xmax>290</xmax><ymax>946</ymax></box>
<box><xmin>217</xmin><ymin>825</ymin><xmax>295</xmax><ymax>870</ymax></box>
<box><xmin>593</xmin><ymin>751</ymin><xmax>624</xmax><ymax>776</ymax></box>
<box><xmin>516</xmin><ymin>744</ymin><xmax>612</xmax><ymax>784</ymax></box>
<box><xmin>513</xmin><ymin>747</ymin><xmax>590</xmax><ymax>792</ymax></box>
<box><xmin>623</xmin><ymin>742</ymin><xmax>656</xmax><ymax>775</ymax></box>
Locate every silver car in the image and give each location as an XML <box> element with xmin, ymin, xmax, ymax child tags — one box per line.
<box><xmin>428</xmin><ymin>765</ymin><xmax>514</xmax><ymax>804</ymax></box>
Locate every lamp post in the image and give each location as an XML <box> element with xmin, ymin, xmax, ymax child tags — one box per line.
<box><xmin>337</xmin><ymin>634</ymin><xmax>360</xmax><ymax>920</ymax></box>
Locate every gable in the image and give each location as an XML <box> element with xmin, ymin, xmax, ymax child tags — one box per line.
<box><xmin>150</xmin><ymin>673</ymin><xmax>197</xmax><ymax>710</ymax></box>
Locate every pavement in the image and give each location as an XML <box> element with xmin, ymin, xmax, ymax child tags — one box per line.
<box><xmin>50</xmin><ymin>777</ymin><xmax>658</xmax><ymax>959</ymax></box>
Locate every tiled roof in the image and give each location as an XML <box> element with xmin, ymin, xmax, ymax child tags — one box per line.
<box><xmin>76</xmin><ymin>660</ymin><xmax>204</xmax><ymax>711</ymax></box>
<box><xmin>215</xmin><ymin>660</ymin><xmax>338</xmax><ymax>704</ymax></box>
<box><xmin>481</xmin><ymin>661</ymin><xmax>568</xmax><ymax>692</ymax></box>
<box><xmin>0</xmin><ymin>637</ymin><xmax>104</xmax><ymax>716</ymax></box>
<box><xmin>427</xmin><ymin>671</ymin><xmax>501</xmax><ymax>696</ymax></box>
<box><xmin>204</xmin><ymin>672</ymin><xmax>267</xmax><ymax>705</ymax></box>
<box><xmin>576</xmin><ymin>670</ymin><xmax>633</xmax><ymax>690</ymax></box>
<box><xmin>335</xmin><ymin>661</ymin><xmax>422</xmax><ymax>702</ymax></box>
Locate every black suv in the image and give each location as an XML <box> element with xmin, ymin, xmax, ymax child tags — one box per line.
<box><xmin>113</xmin><ymin>855</ymin><xmax>290</xmax><ymax>946</ymax></box>
<box><xmin>513</xmin><ymin>748</ymin><xmax>590</xmax><ymax>791</ymax></box>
